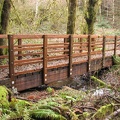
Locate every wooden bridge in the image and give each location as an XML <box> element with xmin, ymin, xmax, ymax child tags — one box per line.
<box><xmin>0</xmin><ymin>34</ymin><xmax>120</xmax><ymax>91</ymax></box>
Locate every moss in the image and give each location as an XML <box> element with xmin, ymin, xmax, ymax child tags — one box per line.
<box><xmin>83</xmin><ymin>0</ymin><xmax>102</xmax><ymax>34</ymax></box>
<box><xmin>0</xmin><ymin>86</ymin><xmax>10</xmax><ymax>108</ymax></box>
<box><xmin>67</xmin><ymin>0</ymin><xmax>77</xmax><ymax>34</ymax></box>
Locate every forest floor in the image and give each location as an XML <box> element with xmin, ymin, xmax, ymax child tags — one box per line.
<box><xmin>0</xmin><ymin>65</ymin><xmax>120</xmax><ymax>119</ymax></box>
<box><xmin>15</xmin><ymin>66</ymin><xmax>120</xmax><ymax>120</ymax></box>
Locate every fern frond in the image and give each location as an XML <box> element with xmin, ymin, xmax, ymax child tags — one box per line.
<box><xmin>113</xmin><ymin>55</ymin><xmax>120</xmax><ymax>65</ymax></box>
<box><xmin>30</xmin><ymin>109</ymin><xmax>67</xmax><ymax>120</ymax></box>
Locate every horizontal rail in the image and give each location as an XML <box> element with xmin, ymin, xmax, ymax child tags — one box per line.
<box><xmin>0</xmin><ymin>34</ymin><xmax>7</xmax><ymax>38</ymax></box>
<box><xmin>14</xmin><ymin>60</ymin><xmax>43</xmax><ymax>66</ymax></box>
<box><xmin>13</xmin><ymin>35</ymin><xmax>43</xmax><ymax>39</ymax></box>
<box><xmin>0</xmin><ymin>34</ymin><xmax>120</xmax><ymax>91</ymax></box>
<box><xmin>14</xmin><ymin>47</ymin><xmax>43</xmax><ymax>51</ymax></box>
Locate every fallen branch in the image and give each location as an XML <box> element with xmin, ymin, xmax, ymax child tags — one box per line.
<box><xmin>91</xmin><ymin>76</ymin><xmax>112</xmax><ymax>89</ymax></box>
<box><xmin>105</xmin><ymin>109</ymin><xmax>120</xmax><ymax>120</ymax></box>
<box><xmin>16</xmin><ymin>96</ymin><xmax>37</xmax><ymax>102</ymax></box>
<box><xmin>74</xmin><ymin>106</ymin><xmax>97</xmax><ymax>111</ymax></box>
<box><xmin>106</xmin><ymin>95</ymin><xmax>120</xmax><ymax>103</ymax></box>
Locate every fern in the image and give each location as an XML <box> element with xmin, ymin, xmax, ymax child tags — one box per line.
<box><xmin>23</xmin><ymin>107</ymin><xmax>31</xmax><ymax>120</ymax></box>
<box><xmin>30</xmin><ymin>109</ymin><xmax>67</xmax><ymax>120</ymax></box>
<box><xmin>113</xmin><ymin>55</ymin><xmax>120</xmax><ymax>65</ymax></box>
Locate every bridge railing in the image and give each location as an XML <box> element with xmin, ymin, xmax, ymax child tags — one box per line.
<box><xmin>0</xmin><ymin>34</ymin><xmax>120</xmax><ymax>90</ymax></box>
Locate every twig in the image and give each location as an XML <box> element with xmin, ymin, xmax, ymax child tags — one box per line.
<box><xmin>106</xmin><ymin>95</ymin><xmax>120</xmax><ymax>103</ymax></box>
<box><xmin>74</xmin><ymin>106</ymin><xmax>97</xmax><ymax>111</ymax></box>
<box><xmin>16</xmin><ymin>96</ymin><xmax>37</xmax><ymax>103</ymax></box>
<box><xmin>105</xmin><ymin>109</ymin><xmax>120</xmax><ymax>120</ymax></box>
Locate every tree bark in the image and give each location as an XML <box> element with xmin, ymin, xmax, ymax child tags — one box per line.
<box><xmin>84</xmin><ymin>0</ymin><xmax>102</xmax><ymax>34</ymax></box>
<box><xmin>67</xmin><ymin>0</ymin><xmax>77</xmax><ymax>34</ymax></box>
<box><xmin>0</xmin><ymin>0</ymin><xmax>11</xmax><ymax>55</ymax></box>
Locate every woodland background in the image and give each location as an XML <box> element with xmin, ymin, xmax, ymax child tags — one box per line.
<box><xmin>1</xmin><ymin>0</ymin><xmax>120</xmax><ymax>35</ymax></box>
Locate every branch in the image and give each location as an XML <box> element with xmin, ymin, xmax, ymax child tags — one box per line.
<box><xmin>74</xmin><ymin>106</ymin><xmax>97</xmax><ymax>111</ymax></box>
<box><xmin>106</xmin><ymin>95</ymin><xmax>120</xmax><ymax>103</ymax></box>
<box><xmin>105</xmin><ymin>109</ymin><xmax>120</xmax><ymax>120</ymax></box>
<box><xmin>91</xmin><ymin>76</ymin><xmax>112</xmax><ymax>89</ymax></box>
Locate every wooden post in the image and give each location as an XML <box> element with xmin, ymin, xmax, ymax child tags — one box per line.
<box><xmin>43</xmin><ymin>35</ymin><xmax>48</xmax><ymax>84</ymax></box>
<box><xmin>69</xmin><ymin>35</ymin><xmax>73</xmax><ymax>77</ymax></box>
<box><xmin>79</xmin><ymin>38</ymin><xmax>82</xmax><ymax>53</ymax></box>
<box><xmin>114</xmin><ymin>35</ymin><xmax>117</xmax><ymax>56</ymax></box>
<box><xmin>8</xmin><ymin>35</ymin><xmax>15</xmax><ymax>89</ymax></box>
<box><xmin>88</xmin><ymin>35</ymin><xmax>91</xmax><ymax>72</ymax></box>
<box><xmin>18</xmin><ymin>39</ymin><xmax>22</xmax><ymax>60</ymax></box>
<box><xmin>102</xmin><ymin>36</ymin><xmax>106</xmax><ymax>67</ymax></box>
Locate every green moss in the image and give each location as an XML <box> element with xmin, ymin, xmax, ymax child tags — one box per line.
<box><xmin>0</xmin><ymin>86</ymin><xmax>10</xmax><ymax>108</ymax></box>
<box><xmin>92</xmin><ymin>103</ymin><xmax>114</xmax><ymax>119</ymax></box>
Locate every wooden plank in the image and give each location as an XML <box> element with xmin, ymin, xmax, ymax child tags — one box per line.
<box><xmin>14</xmin><ymin>47</ymin><xmax>43</xmax><ymax>51</ymax></box>
<box><xmin>14</xmin><ymin>60</ymin><xmax>43</xmax><ymax>66</ymax></box>
<box><xmin>47</xmin><ymin>63</ymin><xmax>68</xmax><ymax>69</ymax></box>
<box><xmin>73</xmin><ymin>48</ymin><xmax>88</xmax><ymax>51</ymax></box>
<box><xmin>48</xmin><ymin>56</ymin><xmax>69</xmax><ymax>61</ymax></box>
<box><xmin>114</xmin><ymin>36</ymin><xmax>117</xmax><ymax>56</ymax></box>
<box><xmin>106</xmin><ymin>49</ymin><xmax>114</xmax><ymax>51</ymax></box>
<box><xmin>69</xmin><ymin>35</ymin><xmax>73</xmax><ymax>77</ymax></box>
<box><xmin>46</xmin><ymin>34</ymin><xmax>69</xmax><ymax>38</ymax></box>
<box><xmin>46</xmin><ymin>67</ymin><xmax>68</xmax><ymax>84</ymax></box>
<box><xmin>102</xmin><ymin>36</ymin><xmax>106</xmax><ymax>67</ymax></box>
<box><xmin>105</xmin><ymin>42</ymin><xmax>114</xmax><ymax>44</ymax></box>
<box><xmin>47</xmin><ymin>45</ymin><xmax>69</xmax><ymax>49</ymax></box>
<box><xmin>15</xmin><ymin>72</ymin><xmax>42</xmax><ymax>91</ymax></box>
<box><xmin>15</xmin><ymin>57</ymin><xmax>42</xmax><ymax>63</ymax></box>
<box><xmin>0</xmin><ymin>34</ymin><xmax>7</xmax><ymax>38</ymax></box>
<box><xmin>48</xmin><ymin>43</ymin><xmax>69</xmax><ymax>45</ymax></box>
<box><xmin>74</xmin><ymin>42</ymin><xmax>88</xmax><ymax>45</ymax></box>
<box><xmin>73</xmin><ymin>44</ymin><xmax>88</xmax><ymax>47</ymax></box>
<box><xmin>73</xmin><ymin>60</ymin><xmax>88</xmax><ymax>65</ymax></box>
<box><xmin>0</xmin><ymin>65</ymin><xmax>8</xmax><ymax>68</ymax></box>
<box><xmin>47</xmin><ymin>49</ymin><xmax>69</xmax><ymax>53</ymax></box>
<box><xmin>105</xmin><ymin>36</ymin><xmax>115</xmax><ymax>38</ymax></box>
<box><xmin>0</xmin><ymin>45</ymin><xmax>8</xmax><ymax>49</ymax></box>
<box><xmin>43</xmin><ymin>35</ymin><xmax>48</xmax><ymax>84</ymax></box>
<box><xmin>15</xmin><ymin>69</ymin><xmax>42</xmax><ymax>76</ymax></box>
<box><xmin>48</xmin><ymin>54</ymin><xmax>68</xmax><ymax>59</ymax></box>
<box><xmin>72</xmin><ymin>34</ymin><xmax>88</xmax><ymax>38</ymax></box>
<box><xmin>8</xmin><ymin>35</ymin><xmax>15</xmax><ymax>89</ymax></box>
<box><xmin>91</xmin><ymin>35</ymin><xmax>102</xmax><ymax>38</ymax></box>
<box><xmin>91</xmin><ymin>51</ymin><xmax>102</xmax><ymax>55</ymax></box>
<box><xmin>73</xmin><ymin>52</ymin><xmax>88</xmax><ymax>57</ymax></box>
<box><xmin>88</xmin><ymin>35</ymin><xmax>91</xmax><ymax>72</ymax></box>
<box><xmin>0</xmin><ymin>55</ymin><xmax>8</xmax><ymax>59</ymax></box>
<box><xmin>13</xmin><ymin>35</ymin><xmax>43</xmax><ymax>39</ymax></box>
<box><xmin>14</xmin><ymin>44</ymin><xmax>43</xmax><ymax>47</ymax></box>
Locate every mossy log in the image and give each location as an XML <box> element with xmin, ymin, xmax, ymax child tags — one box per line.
<box><xmin>91</xmin><ymin>76</ymin><xmax>112</xmax><ymax>89</ymax></box>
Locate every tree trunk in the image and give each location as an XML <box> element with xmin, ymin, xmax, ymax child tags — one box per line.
<box><xmin>0</xmin><ymin>0</ymin><xmax>11</xmax><ymax>55</ymax></box>
<box><xmin>84</xmin><ymin>0</ymin><xmax>102</xmax><ymax>34</ymax></box>
<box><xmin>67</xmin><ymin>0</ymin><xmax>77</xmax><ymax>34</ymax></box>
